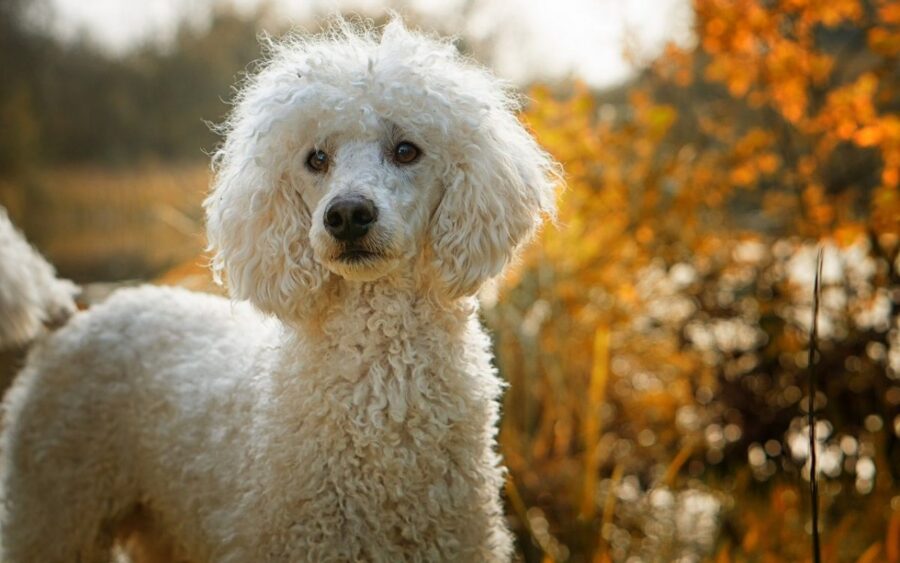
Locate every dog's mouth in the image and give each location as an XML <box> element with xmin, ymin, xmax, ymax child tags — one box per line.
<box><xmin>322</xmin><ymin>241</ymin><xmax>399</xmax><ymax>281</ymax></box>
<box><xmin>336</xmin><ymin>248</ymin><xmax>384</xmax><ymax>264</ymax></box>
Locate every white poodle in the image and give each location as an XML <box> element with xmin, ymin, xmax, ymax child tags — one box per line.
<box><xmin>0</xmin><ymin>19</ymin><xmax>558</xmax><ymax>562</ymax></box>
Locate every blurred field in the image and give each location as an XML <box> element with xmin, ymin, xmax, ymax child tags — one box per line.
<box><xmin>0</xmin><ymin>165</ymin><xmax>209</xmax><ymax>283</ymax></box>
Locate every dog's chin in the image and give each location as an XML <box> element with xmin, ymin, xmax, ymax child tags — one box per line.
<box><xmin>324</xmin><ymin>252</ymin><xmax>400</xmax><ymax>282</ymax></box>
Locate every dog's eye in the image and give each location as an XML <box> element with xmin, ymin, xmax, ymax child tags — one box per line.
<box><xmin>393</xmin><ymin>141</ymin><xmax>421</xmax><ymax>165</ymax></box>
<box><xmin>306</xmin><ymin>150</ymin><xmax>329</xmax><ymax>173</ymax></box>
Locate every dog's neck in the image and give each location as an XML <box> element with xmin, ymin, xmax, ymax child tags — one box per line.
<box><xmin>270</xmin><ymin>270</ymin><xmax>499</xmax><ymax>434</ymax></box>
<box><xmin>288</xmin><ymin>268</ymin><xmax>478</xmax><ymax>348</ymax></box>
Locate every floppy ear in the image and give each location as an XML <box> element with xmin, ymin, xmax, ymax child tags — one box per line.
<box><xmin>431</xmin><ymin>109</ymin><xmax>558</xmax><ymax>299</ymax></box>
<box><xmin>204</xmin><ymin>89</ymin><xmax>332</xmax><ymax>322</ymax></box>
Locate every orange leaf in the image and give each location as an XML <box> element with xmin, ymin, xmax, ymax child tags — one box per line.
<box><xmin>887</xmin><ymin>509</ymin><xmax>900</xmax><ymax>563</ymax></box>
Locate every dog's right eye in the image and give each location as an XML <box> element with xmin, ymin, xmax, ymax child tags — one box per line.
<box><xmin>306</xmin><ymin>150</ymin><xmax>329</xmax><ymax>173</ymax></box>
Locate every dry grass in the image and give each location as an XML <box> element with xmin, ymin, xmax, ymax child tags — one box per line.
<box><xmin>1</xmin><ymin>164</ymin><xmax>209</xmax><ymax>282</ymax></box>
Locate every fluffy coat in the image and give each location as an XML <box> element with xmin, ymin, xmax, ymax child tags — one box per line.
<box><xmin>0</xmin><ymin>20</ymin><xmax>558</xmax><ymax>562</ymax></box>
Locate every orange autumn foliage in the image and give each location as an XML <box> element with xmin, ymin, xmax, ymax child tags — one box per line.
<box><xmin>493</xmin><ymin>0</ymin><xmax>899</xmax><ymax>561</ymax></box>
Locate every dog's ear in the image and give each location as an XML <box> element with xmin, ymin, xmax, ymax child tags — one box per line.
<box><xmin>431</xmin><ymin>108</ymin><xmax>558</xmax><ymax>299</ymax></box>
<box><xmin>205</xmin><ymin>108</ymin><xmax>332</xmax><ymax>322</ymax></box>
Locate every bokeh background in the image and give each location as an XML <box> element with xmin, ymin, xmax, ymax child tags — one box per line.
<box><xmin>1</xmin><ymin>0</ymin><xmax>898</xmax><ymax>561</ymax></box>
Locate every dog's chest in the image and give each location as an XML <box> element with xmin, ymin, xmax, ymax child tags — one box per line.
<box><xmin>252</xmin><ymin>336</ymin><xmax>501</xmax><ymax>560</ymax></box>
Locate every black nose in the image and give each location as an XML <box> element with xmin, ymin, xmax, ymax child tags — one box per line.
<box><xmin>323</xmin><ymin>196</ymin><xmax>378</xmax><ymax>242</ymax></box>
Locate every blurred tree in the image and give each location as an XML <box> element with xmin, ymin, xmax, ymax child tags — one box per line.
<box><xmin>0</xmin><ymin>0</ymin><xmax>45</xmax><ymax>175</ymax></box>
<box><xmin>34</xmin><ymin>9</ymin><xmax>263</xmax><ymax>164</ymax></box>
<box><xmin>0</xmin><ymin>3</ymin><xmax>264</xmax><ymax>171</ymax></box>
<box><xmin>498</xmin><ymin>0</ymin><xmax>899</xmax><ymax>560</ymax></box>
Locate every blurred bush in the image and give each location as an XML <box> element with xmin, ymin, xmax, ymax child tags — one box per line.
<box><xmin>0</xmin><ymin>0</ymin><xmax>261</xmax><ymax>171</ymax></box>
<box><xmin>497</xmin><ymin>0</ymin><xmax>899</xmax><ymax>560</ymax></box>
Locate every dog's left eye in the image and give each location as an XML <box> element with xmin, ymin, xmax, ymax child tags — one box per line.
<box><xmin>306</xmin><ymin>150</ymin><xmax>329</xmax><ymax>173</ymax></box>
<box><xmin>393</xmin><ymin>141</ymin><xmax>421</xmax><ymax>165</ymax></box>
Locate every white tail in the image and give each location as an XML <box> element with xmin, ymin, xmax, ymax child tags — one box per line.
<box><xmin>0</xmin><ymin>207</ymin><xmax>78</xmax><ymax>349</ymax></box>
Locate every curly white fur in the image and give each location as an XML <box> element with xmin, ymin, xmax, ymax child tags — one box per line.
<box><xmin>0</xmin><ymin>19</ymin><xmax>558</xmax><ymax>562</ymax></box>
<box><xmin>0</xmin><ymin>207</ymin><xmax>77</xmax><ymax>350</ymax></box>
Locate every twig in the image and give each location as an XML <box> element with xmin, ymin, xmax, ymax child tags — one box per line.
<box><xmin>597</xmin><ymin>464</ymin><xmax>624</xmax><ymax>558</ymax></box>
<box><xmin>807</xmin><ymin>246</ymin><xmax>823</xmax><ymax>563</ymax></box>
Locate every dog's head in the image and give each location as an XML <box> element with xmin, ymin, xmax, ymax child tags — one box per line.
<box><xmin>205</xmin><ymin>19</ymin><xmax>558</xmax><ymax>321</ymax></box>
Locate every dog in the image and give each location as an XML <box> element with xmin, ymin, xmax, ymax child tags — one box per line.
<box><xmin>0</xmin><ymin>19</ymin><xmax>558</xmax><ymax>562</ymax></box>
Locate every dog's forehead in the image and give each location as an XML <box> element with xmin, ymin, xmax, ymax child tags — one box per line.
<box><xmin>296</xmin><ymin>74</ymin><xmax>468</xmax><ymax>145</ymax></box>
<box><xmin>251</xmin><ymin>29</ymin><xmax>509</xmax><ymax>155</ymax></box>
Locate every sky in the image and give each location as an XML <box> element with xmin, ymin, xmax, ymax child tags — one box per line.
<box><xmin>44</xmin><ymin>0</ymin><xmax>693</xmax><ymax>88</ymax></box>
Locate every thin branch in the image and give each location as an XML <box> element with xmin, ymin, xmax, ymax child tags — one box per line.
<box><xmin>807</xmin><ymin>246</ymin><xmax>824</xmax><ymax>563</ymax></box>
